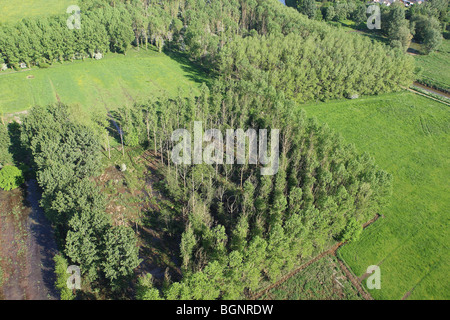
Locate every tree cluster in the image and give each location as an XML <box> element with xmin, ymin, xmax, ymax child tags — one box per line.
<box><xmin>20</xmin><ymin>104</ymin><xmax>141</xmax><ymax>290</ymax></box>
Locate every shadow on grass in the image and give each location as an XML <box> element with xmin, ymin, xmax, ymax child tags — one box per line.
<box><xmin>164</xmin><ymin>49</ymin><xmax>213</xmax><ymax>86</ymax></box>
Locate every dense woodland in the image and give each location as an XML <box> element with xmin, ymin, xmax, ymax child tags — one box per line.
<box><xmin>0</xmin><ymin>0</ymin><xmax>414</xmax><ymax>299</ymax></box>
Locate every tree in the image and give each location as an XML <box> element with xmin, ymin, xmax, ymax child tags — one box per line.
<box><xmin>0</xmin><ymin>165</ymin><xmax>24</xmax><ymax>191</ymax></box>
<box><xmin>297</xmin><ymin>0</ymin><xmax>317</xmax><ymax>19</ymax></box>
<box><xmin>325</xmin><ymin>6</ymin><xmax>336</xmax><ymax>22</ymax></box>
<box><xmin>136</xmin><ymin>274</ymin><xmax>163</xmax><ymax>300</ymax></box>
<box><xmin>386</xmin><ymin>3</ymin><xmax>412</xmax><ymax>51</ymax></box>
<box><xmin>352</xmin><ymin>4</ymin><xmax>367</xmax><ymax>25</ymax></box>
<box><xmin>102</xmin><ymin>226</ymin><xmax>141</xmax><ymax>287</ymax></box>
<box><xmin>338</xmin><ymin>218</ymin><xmax>363</xmax><ymax>242</ymax></box>
<box><xmin>411</xmin><ymin>14</ymin><xmax>443</xmax><ymax>53</ymax></box>
<box><xmin>65</xmin><ymin>209</ymin><xmax>110</xmax><ymax>281</ymax></box>
<box><xmin>423</xmin><ymin>27</ymin><xmax>443</xmax><ymax>53</ymax></box>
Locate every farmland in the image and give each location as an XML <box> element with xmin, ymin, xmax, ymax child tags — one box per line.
<box><xmin>0</xmin><ymin>0</ymin><xmax>74</xmax><ymax>25</ymax></box>
<box><xmin>302</xmin><ymin>92</ymin><xmax>450</xmax><ymax>300</ymax></box>
<box><xmin>0</xmin><ymin>49</ymin><xmax>207</xmax><ymax>115</ymax></box>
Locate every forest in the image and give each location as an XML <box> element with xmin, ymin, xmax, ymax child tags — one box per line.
<box><xmin>0</xmin><ymin>0</ymin><xmax>425</xmax><ymax>300</ymax></box>
<box><xmin>288</xmin><ymin>0</ymin><xmax>448</xmax><ymax>53</ymax></box>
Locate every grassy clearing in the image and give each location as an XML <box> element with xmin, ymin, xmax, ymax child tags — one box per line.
<box><xmin>414</xmin><ymin>39</ymin><xmax>450</xmax><ymax>93</ymax></box>
<box><xmin>260</xmin><ymin>255</ymin><xmax>363</xmax><ymax>300</ymax></box>
<box><xmin>301</xmin><ymin>91</ymin><xmax>450</xmax><ymax>300</ymax></box>
<box><xmin>0</xmin><ymin>48</ymin><xmax>207</xmax><ymax>115</ymax></box>
<box><xmin>0</xmin><ymin>0</ymin><xmax>74</xmax><ymax>25</ymax></box>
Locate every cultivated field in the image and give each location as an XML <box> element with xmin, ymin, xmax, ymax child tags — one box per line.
<box><xmin>0</xmin><ymin>49</ymin><xmax>206</xmax><ymax>115</ymax></box>
<box><xmin>0</xmin><ymin>0</ymin><xmax>74</xmax><ymax>25</ymax></box>
<box><xmin>302</xmin><ymin>92</ymin><xmax>450</xmax><ymax>300</ymax></box>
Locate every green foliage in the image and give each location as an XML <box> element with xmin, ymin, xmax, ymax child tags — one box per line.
<box><xmin>21</xmin><ymin>103</ymin><xmax>142</xmax><ymax>292</ymax></box>
<box><xmin>102</xmin><ymin>226</ymin><xmax>141</xmax><ymax>286</ymax></box>
<box><xmin>339</xmin><ymin>218</ymin><xmax>363</xmax><ymax>242</ymax></box>
<box><xmin>0</xmin><ymin>2</ymin><xmax>131</xmax><ymax>68</ymax></box>
<box><xmin>384</xmin><ymin>3</ymin><xmax>413</xmax><ymax>51</ymax></box>
<box><xmin>136</xmin><ymin>274</ymin><xmax>163</xmax><ymax>300</ymax></box>
<box><xmin>0</xmin><ymin>124</ymin><xmax>13</xmax><ymax>167</ymax></box>
<box><xmin>65</xmin><ymin>209</ymin><xmax>111</xmax><ymax>281</ymax></box>
<box><xmin>6</xmin><ymin>0</ymin><xmax>429</xmax><ymax>301</ymax></box>
<box><xmin>218</xmin><ymin>32</ymin><xmax>414</xmax><ymax>103</ymax></box>
<box><xmin>296</xmin><ymin>0</ymin><xmax>317</xmax><ymax>19</ymax></box>
<box><xmin>136</xmin><ymin>79</ymin><xmax>395</xmax><ymax>300</ymax></box>
<box><xmin>423</xmin><ymin>27</ymin><xmax>444</xmax><ymax>53</ymax></box>
<box><xmin>0</xmin><ymin>165</ymin><xmax>24</xmax><ymax>191</ymax></box>
<box><xmin>54</xmin><ymin>254</ymin><xmax>75</xmax><ymax>300</ymax></box>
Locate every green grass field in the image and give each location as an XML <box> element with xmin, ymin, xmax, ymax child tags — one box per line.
<box><xmin>260</xmin><ymin>256</ymin><xmax>363</xmax><ymax>300</ymax></box>
<box><xmin>0</xmin><ymin>49</ymin><xmax>207</xmax><ymax>115</ymax></box>
<box><xmin>302</xmin><ymin>92</ymin><xmax>450</xmax><ymax>300</ymax></box>
<box><xmin>415</xmin><ymin>39</ymin><xmax>450</xmax><ymax>93</ymax></box>
<box><xmin>0</xmin><ymin>0</ymin><xmax>74</xmax><ymax>25</ymax></box>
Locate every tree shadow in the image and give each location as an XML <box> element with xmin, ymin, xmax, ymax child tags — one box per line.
<box><xmin>164</xmin><ymin>49</ymin><xmax>212</xmax><ymax>86</ymax></box>
<box><xmin>7</xmin><ymin>122</ymin><xmax>29</xmax><ymax>168</ymax></box>
<box><xmin>24</xmin><ymin>179</ymin><xmax>59</xmax><ymax>300</ymax></box>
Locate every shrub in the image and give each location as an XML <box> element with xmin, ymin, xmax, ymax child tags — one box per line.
<box><xmin>54</xmin><ymin>254</ymin><xmax>75</xmax><ymax>300</ymax></box>
<box><xmin>0</xmin><ymin>165</ymin><xmax>24</xmax><ymax>191</ymax></box>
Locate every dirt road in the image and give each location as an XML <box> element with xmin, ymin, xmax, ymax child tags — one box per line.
<box><xmin>0</xmin><ymin>180</ymin><xmax>59</xmax><ymax>300</ymax></box>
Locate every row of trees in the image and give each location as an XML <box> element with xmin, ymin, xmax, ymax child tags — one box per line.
<box><xmin>0</xmin><ymin>2</ymin><xmax>134</xmax><ymax>69</ymax></box>
<box><xmin>218</xmin><ymin>31</ymin><xmax>414</xmax><ymax>102</ymax></box>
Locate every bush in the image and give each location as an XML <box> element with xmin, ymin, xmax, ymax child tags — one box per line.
<box><xmin>54</xmin><ymin>254</ymin><xmax>75</xmax><ymax>300</ymax></box>
<box><xmin>38</xmin><ymin>62</ymin><xmax>50</xmax><ymax>69</ymax></box>
<box><xmin>0</xmin><ymin>165</ymin><xmax>24</xmax><ymax>191</ymax></box>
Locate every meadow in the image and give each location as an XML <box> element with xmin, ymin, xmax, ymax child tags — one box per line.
<box><xmin>302</xmin><ymin>92</ymin><xmax>450</xmax><ymax>300</ymax></box>
<box><xmin>414</xmin><ymin>39</ymin><xmax>450</xmax><ymax>93</ymax></box>
<box><xmin>0</xmin><ymin>0</ymin><xmax>74</xmax><ymax>25</ymax></box>
<box><xmin>0</xmin><ymin>49</ymin><xmax>207</xmax><ymax>115</ymax></box>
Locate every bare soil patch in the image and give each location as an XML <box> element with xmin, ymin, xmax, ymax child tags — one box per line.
<box><xmin>0</xmin><ymin>180</ymin><xmax>58</xmax><ymax>300</ymax></box>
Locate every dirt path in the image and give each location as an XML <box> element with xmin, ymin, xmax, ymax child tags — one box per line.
<box><xmin>0</xmin><ymin>180</ymin><xmax>59</xmax><ymax>300</ymax></box>
<box><xmin>333</xmin><ymin>253</ymin><xmax>373</xmax><ymax>300</ymax></box>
